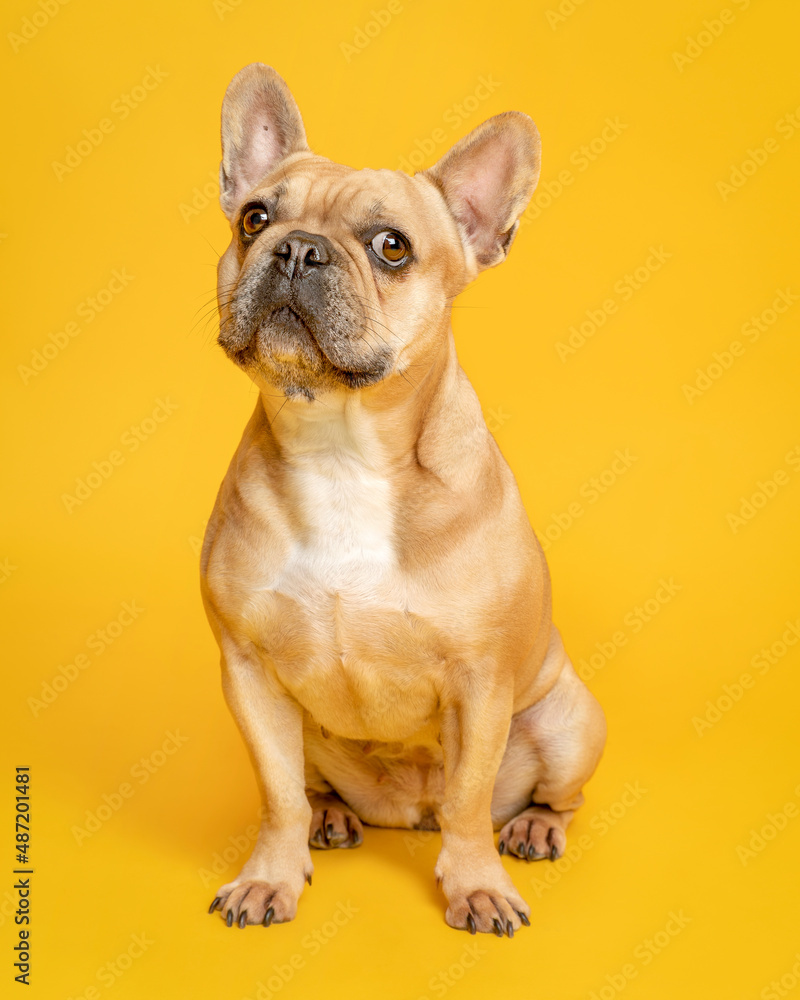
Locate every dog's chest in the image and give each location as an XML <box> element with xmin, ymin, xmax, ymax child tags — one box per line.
<box><xmin>255</xmin><ymin>423</ymin><xmax>443</xmax><ymax>738</ymax></box>
<box><xmin>273</xmin><ymin>447</ymin><xmax>399</xmax><ymax>602</ymax></box>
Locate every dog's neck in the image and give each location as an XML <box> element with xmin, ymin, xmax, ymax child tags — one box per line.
<box><xmin>256</xmin><ymin>324</ymin><xmax>461</xmax><ymax>475</ymax></box>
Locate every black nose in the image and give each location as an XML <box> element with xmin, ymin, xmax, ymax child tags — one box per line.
<box><xmin>273</xmin><ymin>230</ymin><xmax>332</xmax><ymax>279</ymax></box>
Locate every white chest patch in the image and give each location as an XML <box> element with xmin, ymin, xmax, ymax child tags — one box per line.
<box><xmin>270</xmin><ymin>402</ymin><xmax>399</xmax><ymax>604</ymax></box>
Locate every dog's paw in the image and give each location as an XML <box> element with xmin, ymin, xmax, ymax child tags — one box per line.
<box><xmin>436</xmin><ymin>849</ymin><xmax>529</xmax><ymax>937</ymax></box>
<box><xmin>208</xmin><ymin>880</ymin><xmax>302</xmax><ymax>928</ymax></box>
<box><xmin>445</xmin><ymin>889</ymin><xmax>529</xmax><ymax>937</ymax></box>
<box><xmin>498</xmin><ymin>806</ymin><xmax>567</xmax><ymax>861</ymax></box>
<box><xmin>309</xmin><ymin>804</ymin><xmax>363</xmax><ymax>849</ymax></box>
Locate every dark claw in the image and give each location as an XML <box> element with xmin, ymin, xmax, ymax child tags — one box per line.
<box><xmin>326</xmin><ymin>824</ymin><xmax>334</xmax><ymax>840</ymax></box>
<box><xmin>263</xmin><ymin>906</ymin><xmax>274</xmax><ymax>927</ymax></box>
<box><xmin>517</xmin><ymin>910</ymin><xmax>530</xmax><ymax>927</ymax></box>
<box><xmin>492</xmin><ymin>917</ymin><xmax>504</xmax><ymax>937</ymax></box>
<box><xmin>226</xmin><ymin>910</ymin><xmax>233</xmax><ymax>927</ymax></box>
<box><xmin>527</xmin><ymin>844</ymin><xmax>535</xmax><ymax>861</ymax></box>
<box><xmin>208</xmin><ymin>897</ymin><xmax>221</xmax><ymax>914</ymax></box>
<box><xmin>306</xmin><ymin>873</ymin><xmax>312</xmax><ymax>885</ymax></box>
<box><xmin>238</xmin><ymin>911</ymin><xmax>247</xmax><ymax>929</ymax></box>
<box><xmin>516</xmin><ymin>841</ymin><xmax>525</xmax><ymax>857</ymax></box>
<box><xmin>466</xmin><ymin>913</ymin><xmax>476</xmax><ymax>935</ymax></box>
<box><xmin>506</xmin><ymin>920</ymin><xmax>514</xmax><ymax>938</ymax></box>
<box><xmin>498</xmin><ymin>840</ymin><xmax>506</xmax><ymax>855</ymax></box>
<box><xmin>351</xmin><ymin>828</ymin><xmax>363</xmax><ymax>847</ymax></box>
<box><xmin>550</xmin><ymin>843</ymin><xmax>559</xmax><ymax>861</ymax></box>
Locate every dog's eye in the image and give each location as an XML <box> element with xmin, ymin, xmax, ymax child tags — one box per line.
<box><xmin>241</xmin><ymin>206</ymin><xmax>269</xmax><ymax>236</ymax></box>
<box><xmin>369</xmin><ymin>230</ymin><xmax>409</xmax><ymax>267</ymax></box>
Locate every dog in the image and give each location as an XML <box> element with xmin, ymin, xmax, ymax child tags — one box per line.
<box><xmin>202</xmin><ymin>63</ymin><xmax>606</xmax><ymax>936</ymax></box>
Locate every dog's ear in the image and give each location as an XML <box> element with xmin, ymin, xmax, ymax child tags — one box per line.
<box><xmin>219</xmin><ymin>63</ymin><xmax>308</xmax><ymax>220</ymax></box>
<box><xmin>422</xmin><ymin>112</ymin><xmax>541</xmax><ymax>270</ymax></box>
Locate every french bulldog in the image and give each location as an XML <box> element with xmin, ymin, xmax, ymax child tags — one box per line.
<box><xmin>202</xmin><ymin>63</ymin><xmax>606</xmax><ymax>936</ymax></box>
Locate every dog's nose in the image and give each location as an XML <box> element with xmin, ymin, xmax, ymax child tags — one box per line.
<box><xmin>273</xmin><ymin>230</ymin><xmax>332</xmax><ymax>280</ymax></box>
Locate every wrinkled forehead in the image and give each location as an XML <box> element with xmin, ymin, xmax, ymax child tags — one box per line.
<box><xmin>247</xmin><ymin>156</ymin><xmax>450</xmax><ymax>245</ymax></box>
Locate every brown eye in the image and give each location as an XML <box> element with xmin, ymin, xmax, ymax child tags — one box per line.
<box><xmin>370</xmin><ymin>230</ymin><xmax>409</xmax><ymax>266</ymax></box>
<box><xmin>241</xmin><ymin>206</ymin><xmax>269</xmax><ymax>236</ymax></box>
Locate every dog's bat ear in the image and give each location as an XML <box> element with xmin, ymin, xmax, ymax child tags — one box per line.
<box><xmin>219</xmin><ymin>63</ymin><xmax>309</xmax><ymax>220</ymax></box>
<box><xmin>422</xmin><ymin>112</ymin><xmax>541</xmax><ymax>270</ymax></box>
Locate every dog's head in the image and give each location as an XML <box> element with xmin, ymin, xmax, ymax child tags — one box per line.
<box><xmin>216</xmin><ymin>63</ymin><xmax>540</xmax><ymax>400</ymax></box>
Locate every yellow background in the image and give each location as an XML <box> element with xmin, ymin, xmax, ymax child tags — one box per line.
<box><xmin>2</xmin><ymin>0</ymin><xmax>799</xmax><ymax>997</ymax></box>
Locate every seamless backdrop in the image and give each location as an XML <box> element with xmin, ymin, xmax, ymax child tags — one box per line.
<box><xmin>2</xmin><ymin>1</ymin><xmax>799</xmax><ymax>998</ymax></box>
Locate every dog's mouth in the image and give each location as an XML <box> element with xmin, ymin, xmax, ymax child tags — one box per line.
<box><xmin>222</xmin><ymin>302</ymin><xmax>390</xmax><ymax>391</ymax></box>
<box><xmin>270</xmin><ymin>304</ymin><xmax>309</xmax><ymax>333</ymax></box>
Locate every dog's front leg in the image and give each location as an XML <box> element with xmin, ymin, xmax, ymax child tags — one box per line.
<box><xmin>435</xmin><ymin>682</ymin><xmax>529</xmax><ymax>936</ymax></box>
<box><xmin>209</xmin><ymin>645</ymin><xmax>313</xmax><ymax>928</ymax></box>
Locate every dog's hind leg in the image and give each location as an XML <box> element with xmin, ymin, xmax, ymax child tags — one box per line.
<box><xmin>306</xmin><ymin>784</ymin><xmax>365</xmax><ymax>850</ymax></box>
<box><xmin>492</xmin><ymin>626</ymin><xmax>606</xmax><ymax>861</ymax></box>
